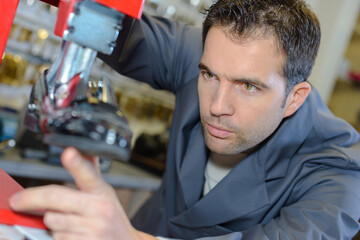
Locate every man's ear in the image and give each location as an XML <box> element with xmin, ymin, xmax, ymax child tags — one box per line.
<box><xmin>283</xmin><ymin>81</ymin><xmax>311</xmax><ymax>118</ymax></box>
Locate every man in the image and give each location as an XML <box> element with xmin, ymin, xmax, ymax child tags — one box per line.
<box><xmin>9</xmin><ymin>0</ymin><xmax>360</xmax><ymax>239</ymax></box>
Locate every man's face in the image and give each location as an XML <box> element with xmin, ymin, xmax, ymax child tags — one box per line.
<box><xmin>198</xmin><ymin>27</ymin><xmax>289</xmax><ymax>156</ymax></box>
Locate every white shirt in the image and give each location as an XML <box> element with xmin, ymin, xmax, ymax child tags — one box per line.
<box><xmin>157</xmin><ymin>158</ymin><xmax>232</xmax><ymax>239</ymax></box>
<box><xmin>203</xmin><ymin>157</ymin><xmax>232</xmax><ymax>196</ymax></box>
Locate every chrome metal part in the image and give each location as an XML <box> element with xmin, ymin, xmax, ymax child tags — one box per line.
<box><xmin>23</xmin><ymin>0</ymin><xmax>132</xmax><ymax>162</ymax></box>
<box><xmin>24</xmin><ymin>68</ymin><xmax>133</xmax><ymax>161</ymax></box>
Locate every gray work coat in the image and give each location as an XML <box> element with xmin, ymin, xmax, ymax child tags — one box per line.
<box><xmin>100</xmin><ymin>14</ymin><xmax>360</xmax><ymax>240</ymax></box>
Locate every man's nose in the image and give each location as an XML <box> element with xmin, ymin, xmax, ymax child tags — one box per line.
<box><xmin>210</xmin><ymin>83</ymin><xmax>234</xmax><ymax>117</ymax></box>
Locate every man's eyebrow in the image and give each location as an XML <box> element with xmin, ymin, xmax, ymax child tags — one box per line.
<box><xmin>198</xmin><ymin>63</ymin><xmax>211</xmax><ymax>72</ymax></box>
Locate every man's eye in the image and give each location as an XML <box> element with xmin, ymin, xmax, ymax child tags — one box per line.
<box><xmin>243</xmin><ymin>82</ymin><xmax>255</xmax><ymax>91</ymax></box>
<box><xmin>203</xmin><ymin>71</ymin><xmax>215</xmax><ymax>80</ymax></box>
<box><xmin>240</xmin><ymin>82</ymin><xmax>259</xmax><ymax>94</ymax></box>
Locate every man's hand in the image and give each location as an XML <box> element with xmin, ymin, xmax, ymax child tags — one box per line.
<box><xmin>9</xmin><ymin>147</ymin><xmax>156</xmax><ymax>240</ymax></box>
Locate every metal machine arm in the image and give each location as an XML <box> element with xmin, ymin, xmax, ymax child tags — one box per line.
<box><xmin>1</xmin><ymin>0</ymin><xmax>145</xmax><ymax>161</ymax></box>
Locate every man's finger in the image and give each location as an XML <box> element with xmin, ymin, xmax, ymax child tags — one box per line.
<box><xmin>44</xmin><ymin>211</ymin><xmax>95</xmax><ymax>234</ymax></box>
<box><xmin>61</xmin><ymin>147</ymin><xmax>106</xmax><ymax>193</ymax></box>
<box><xmin>10</xmin><ymin>185</ymin><xmax>92</xmax><ymax>216</ymax></box>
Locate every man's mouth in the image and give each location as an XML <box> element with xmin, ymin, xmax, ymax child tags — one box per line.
<box><xmin>205</xmin><ymin>122</ymin><xmax>233</xmax><ymax>139</ymax></box>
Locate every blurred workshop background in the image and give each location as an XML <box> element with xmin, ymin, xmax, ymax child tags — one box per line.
<box><xmin>0</xmin><ymin>0</ymin><xmax>360</xmax><ymax>218</ymax></box>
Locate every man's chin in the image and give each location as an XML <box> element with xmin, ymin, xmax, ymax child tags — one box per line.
<box><xmin>205</xmin><ymin>140</ymin><xmax>234</xmax><ymax>155</ymax></box>
<box><xmin>204</xmin><ymin>135</ymin><xmax>256</xmax><ymax>156</ymax></box>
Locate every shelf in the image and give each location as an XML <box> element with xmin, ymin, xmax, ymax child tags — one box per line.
<box><xmin>0</xmin><ymin>148</ymin><xmax>161</xmax><ymax>190</ymax></box>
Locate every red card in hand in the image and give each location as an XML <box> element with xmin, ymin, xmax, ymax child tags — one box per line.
<box><xmin>0</xmin><ymin>168</ymin><xmax>47</xmax><ymax>229</ymax></box>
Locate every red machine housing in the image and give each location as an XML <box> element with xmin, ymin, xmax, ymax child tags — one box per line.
<box><xmin>54</xmin><ymin>0</ymin><xmax>144</xmax><ymax>38</ymax></box>
<box><xmin>0</xmin><ymin>0</ymin><xmax>19</xmax><ymax>64</ymax></box>
<box><xmin>0</xmin><ymin>0</ymin><xmax>144</xmax><ymax>64</ymax></box>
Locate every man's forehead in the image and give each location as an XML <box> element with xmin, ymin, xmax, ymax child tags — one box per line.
<box><xmin>203</xmin><ymin>27</ymin><xmax>286</xmax><ymax>77</ymax></box>
<box><xmin>208</xmin><ymin>25</ymin><xmax>284</xmax><ymax>56</ymax></box>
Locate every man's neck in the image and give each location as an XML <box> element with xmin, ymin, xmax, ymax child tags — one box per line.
<box><xmin>210</xmin><ymin>152</ymin><xmax>249</xmax><ymax>168</ymax></box>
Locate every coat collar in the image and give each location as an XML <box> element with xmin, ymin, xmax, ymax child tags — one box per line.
<box><xmin>173</xmin><ymin>122</ymin><xmax>270</xmax><ymax>228</ymax></box>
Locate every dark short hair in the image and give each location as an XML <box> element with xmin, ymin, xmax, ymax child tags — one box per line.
<box><xmin>202</xmin><ymin>0</ymin><xmax>321</xmax><ymax>94</ymax></box>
